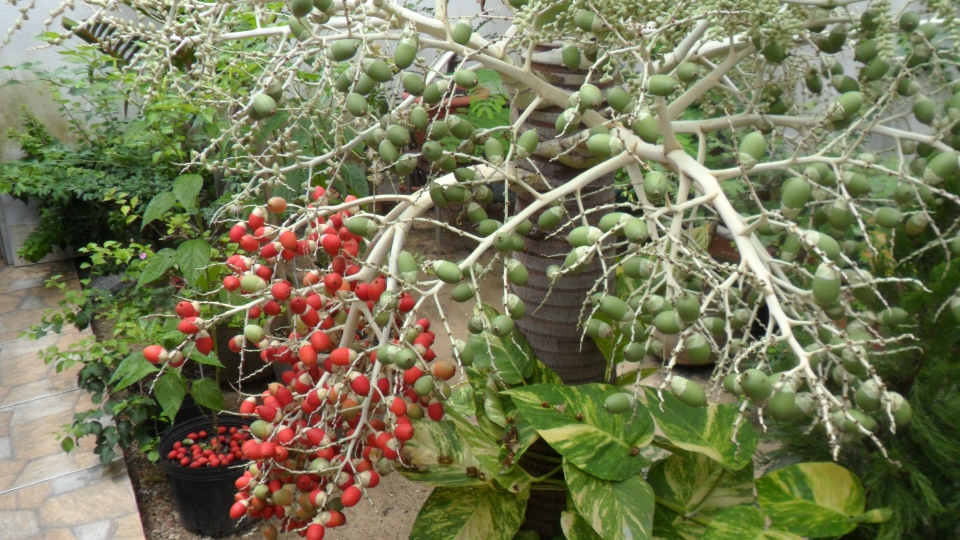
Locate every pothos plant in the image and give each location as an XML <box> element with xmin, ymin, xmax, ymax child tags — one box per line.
<box><xmin>8</xmin><ymin>0</ymin><xmax>960</xmax><ymax>538</ymax></box>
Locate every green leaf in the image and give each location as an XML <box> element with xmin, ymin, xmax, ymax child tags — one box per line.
<box><xmin>446</xmin><ymin>408</ymin><xmax>531</xmax><ymax>495</ymax></box>
<box><xmin>565</xmin><ymin>460</ymin><xmax>655</xmax><ymax>540</ymax></box>
<box><xmin>848</xmin><ymin>508</ymin><xmax>892</xmax><ymax>524</ymax></box>
<box><xmin>60</xmin><ymin>437</ymin><xmax>75</xmax><ymax>453</ymax></box>
<box><xmin>642</xmin><ymin>387</ymin><xmax>756</xmax><ymax>470</ymax></box>
<box><xmin>154</xmin><ymin>372</ymin><xmax>187</xmax><ymax>420</ymax></box>
<box><xmin>561</xmin><ymin>511</ymin><xmax>603</xmax><ymax>540</ymax></box>
<box><xmin>409</xmin><ymin>486</ymin><xmax>525</xmax><ymax>540</ymax></box>
<box><xmin>447</xmin><ymin>383</ymin><xmax>476</xmax><ymax>418</ymax></box>
<box><xmin>647</xmin><ymin>449</ymin><xmax>754</xmax><ymax>517</ymax></box>
<box><xmin>137</xmin><ymin>248</ymin><xmax>177</xmax><ymax>287</ymax></box>
<box><xmin>172</xmin><ymin>174</ymin><xmax>203</xmax><ymax>214</ymax></box>
<box><xmin>472</xmin><ymin>304</ymin><xmax>536</xmax><ymax>384</ymax></box>
<box><xmin>190</xmin><ymin>378</ymin><xmax>225</xmax><ymax>411</ymax></box>
<box><xmin>504</xmin><ymin>383</ymin><xmax>654</xmax><ymax>481</ymax></box>
<box><xmin>189</xmin><ymin>351</ymin><xmax>224</xmax><ymax>368</ymax></box>
<box><xmin>108</xmin><ymin>352</ymin><xmax>160</xmax><ymax>392</ymax></box>
<box><xmin>756</xmin><ymin>463</ymin><xmax>866</xmax><ymax>538</ymax></box>
<box><xmin>177</xmin><ymin>239</ymin><xmax>211</xmax><ymax>283</ymax></box>
<box><xmin>703</xmin><ymin>506</ymin><xmax>801</xmax><ymax>540</ymax></box>
<box><xmin>483</xmin><ymin>386</ymin><xmax>507</xmax><ymax>427</ymax></box>
<box><xmin>141</xmin><ymin>191</ymin><xmax>178</xmax><ymax>230</ymax></box>
<box><xmin>341</xmin><ymin>161</ymin><xmax>370</xmax><ymax>198</ymax></box>
<box><xmin>652</xmin><ymin>505</ymin><xmax>707</xmax><ymax>540</ymax></box>
<box><xmin>397</xmin><ymin>419</ymin><xmax>487</xmax><ymax>487</ymax></box>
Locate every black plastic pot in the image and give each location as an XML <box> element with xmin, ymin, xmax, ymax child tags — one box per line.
<box><xmin>158</xmin><ymin>415</ymin><xmax>253</xmax><ymax>538</ymax></box>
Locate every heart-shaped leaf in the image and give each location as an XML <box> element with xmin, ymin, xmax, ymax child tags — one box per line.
<box><xmin>704</xmin><ymin>506</ymin><xmax>801</xmax><ymax>540</ymax></box>
<box><xmin>565</xmin><ymin>460</ymin><xmax>655</xmax><ymax>540</ymax></box>
<box><xmin>409</xmin><ymin>485</ymin><xmax>525</xmax><ymax>540</ymax></box>
<box><xmin>647</xmin><ymin>449</ymin><xmax>754</xmax><ymax>516</ymax></box>
<box><xmin>397</xmin><ymin>419</ymin><xmax>487</xmax><ymax>487</ymax></box>
<box><xmin>642</xmin><ymin>387</ymin><xmax>756</xmax><ymax>470</ymax></box>
<box><xmin>756</xmin><ymin>462</ymin><xmax>865</xmax><ymax>538</ymax></box>
<box><xmin>506</xmin><ymin>383</ymin><xmax>654</xmax><ymax>481</ymax></box>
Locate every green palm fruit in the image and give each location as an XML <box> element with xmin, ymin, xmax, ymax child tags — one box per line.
<box><xmin>654</xmin><ymin>310</ymin><xmax>683</xmax><ymax>335</ymax></box>
<box><xmin>738</xmin><ymin>131</ymin><xmax>767</xmax><ymax>169</ymax></box>
<box><xmin>561</xmin><ymin>42</ymin><xmax>581</xmax><ymax>70</ymax></box>
<box><xmin>433</xmin><ymin>261</ymin><xmax>463</xmax><ymax>284</ymax></box>
<box><xmin>631</xmin><ymin>111</ymin><xmax>660</xmax><ymax>143</ymax></box>
<box><xmin>452</xmin><ymin>22</ymin><xmax>472</xmax><ymax>45</ymax></box>
<box><xmin>646</xmin><ymin>75</ymin><xmax>677</xmax><ymax>97</ymax></box>
<box><xmin>328</xmin><ymin>39</ymin><xmax>360</xmax><ymax>62</ymax></box>
<box><xmin>671</xmin><ymin>377</ymin><xmax>707</xmax><ymax>407</ymax></box>
<box><xmin>603</xmin><ymin>392</ymin><xmax>635</xmax><ymax>414</ymax></box>
<box><xmin>855</xmin><ymin>380</ymin><xmax>881</xmax><ymax>412</ymax></box>
<box><xmin>741</xmin><ymin>369</ymin><xmax>772</xmax><ymax>402</ymax></box>
<box><xmin>402</xmin><ymin>73</ymin><xmax>425</xmax><ymax>95</ymax></box>
<box><xmin>644</xmin><ymin>171</ymin><xmax>669</xmax><ymax>202</ymax></box>
<box><xmin>394</xmin><ymin>36</ymin><xmax>419</xmax><ymax>69</ymax></box>
<box><xmin>606</xmin><ymin>87</ymin><xmax>633</xmax><ymax>112</ymax></box>
<box><xmin>251</xmin><ymin>94</ymin><xmax>277</xmax><ymax>119</ymax></box>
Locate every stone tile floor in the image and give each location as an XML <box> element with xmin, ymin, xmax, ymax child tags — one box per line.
<box><xmin>0</xmin><ymin>259</ymin><xmax>145</xmax><ymax>540</ymax></box>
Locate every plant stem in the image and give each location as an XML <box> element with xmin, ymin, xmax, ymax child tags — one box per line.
<box><xmin>654</xmin><ymin>497</ymin><xmax>713</xmax><ymax>526</ymax></box>
<box><xmin>529</xmin><ymin>465</ymin><xmax>564</xmax><ymax>482</ymax></box>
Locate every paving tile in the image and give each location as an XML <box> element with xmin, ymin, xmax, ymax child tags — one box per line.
<box><xmin>72</xmin><ymin>518</ymin><xmax>113</xmax><ymax>540</ymax></box>
<box><xmin>5</xmin><ymin>278</ymin><xmax>49</xmax><ymax>294</ymax></box>
<box><xmin>7</xmin><ymin>391</ymin><xmax>81</xmax><ymax>427</ymax></box>
<box><xmin>36</xmin><ymin>471</ymin><xmax>139</xmax><ymax>528</ymax></box>
<box><xmin>0</xmin><ymin>308</ymin><xmax>60</xmax><ymax>335</ymax></box>
<box><xmin>17</xmin><ymin>296</ymin><xmax>48</xmax><ymax>311</ymax></box>
<box><xmin>0</xmin><ymin>436</ymin><xmax>10</xmax><ymax>459</ymax></box>
<box><xmin>111</xmin><ymin>513</ymin><xmax>145</xmax><ymax>540</ymax></box>
<box><xmin>0</xmin><ymin>379</ymin><xmax>80</xmax><ymax>408</ymax></box>
<box><xmin>0</xmin><ymin>410</ymin><xmax>10</xmax><ymax>436</ymax></box>
<box><xmin>14</xmin><ymin>481</ymin><xmax>51</xmax><ymax>510</ymax></box>
<box><xmin>42</xmin><ymin>530</ymin><xmax>77</xmax><ymax>540</ymax></box>
<box><xmin>0</xmin><ymin>509</ymin><xmax>40</xmax><ymax>539</ymax></box>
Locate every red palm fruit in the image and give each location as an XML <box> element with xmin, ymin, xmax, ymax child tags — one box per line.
<box><xmin>143</xmin><ymin>345</ymin><xmax>166</xmax><ymax>364</ymax></box>
<box><xmin>242</xmin><ymin>441</ymin><xmax>263</xmax><ymax>460</ymax></box>
<box><xmin>338</xmin><ymin>227</ymin><xmax>352</xmax><ymax>242</ymax></box>
<box><xmin>341</xmin><ymin>240</ymin><xmax>360</xmax><ymax>258</ymax></box>
<box><xmin>274</xmin><ymin>446</ymin><xmax>289</xmax><ymax>461</ymax></box>
<box><xmin>422</xmin><ymin>349</ymin><xmax>436</xmax><ymax>362</ymax></box>
<box><xmin>280</xmin><ymin>249</ymin><xmax>296</xmax><ymax>261</ymax></box>
<box><xmin>279</xmin><ymin>230</ymin><xmax>297</xmax><ymax>251</ymax></box>
<box><xmin>398</xmin><ymin>294</ymin><xmax>415</xmax><ymax>313</ymax></box>
<box><xmin>248</xmin><ymin>207</ymin><xmax>266</xmax><ymax>230</ymax></box>
<box><xmin>229</xmin><ymin>501</ymin><xmax>248</xmax><ymax>520</ymax></box>
<box><xmin>324</xmin><ymin>510</ymin><xmax>346</xmax><ymax>528</ymax></box>
<box><xmin>176</xmin><ymin>301</ymin><xmax>198</xmax><ymax>318</ymax></box>
<box><xmin>281</xmin><ymin>370</ymin><xmax>296</xmax><ymax>385</ymax></box>
<box><xmin>275</xmin><ymin>386</ymin><xmax>294</xmax><ymax>408</ymax></box>
<box><xmin>329</xmin><ymin>348</ymin><xmax>356</xmax><ymax>367</ymax></box>
<box><xmin>431</xmin><ymin>360</ymin><xmax>456</xmax><ymax>381</ymax></box>
<box><xmin>323</xmin><ymin>273</ymin><xmax>343</xmax><ymax>294</ymax></box>
<box><xmin>394</xmin><ymin>422</ymin><xmax>415</xmax><ymax>442</ymax></box>
<box><xmin>321</xmin><ymin>234</ymin><xmax>341</xmax><ymax>257</ymax></box>
<box><xmin>229</xmin><ymin>335</ymin><xmax>244</xmax><ymax>353</ymax></box>
<box><xmin>367</xmin><ymin>278</ymin><xmax>385</xmax><ymax>301</ymax></box>
<box><xmin>223</xmin><ymin>275</ymin><xmax>241</xmax><ymax>292</ymax></box>
<box><xmin>234</xmin><ymin>473</ymin><xmax>252</xmax><ymax>490</ymax></box>
<box><xmin>427</xmin><ymin>400</ymin><xmax>444</xmax><ymax>422</ymax></box>
<box><xmin>305</xmin><ymin>293</ymin><xmax>323</xmax><ymax>310</ymax></box>
<box><xmin>330</xmin><ymin>212</ymin><xmax>344</xmax><ymax>228</ymax></box>
<box><xmin>295</xmin><ymin>373</ymin><xmax>313</xmax><ymax>395</ymax></box>
<box><xmin>271</xmin><ymin>281</ymin><xmax>292</xmax><ymax>301</ymax></box>
<box><xmin>388</xmin><ymin>397</ymin><xmax>407</xmax><ymax>417</ymax></box>
<box><xmin>289</xmin><ymin>296</ymin><xmax>307</xmax><ymax>314</ymax></box>
<box><xmin>240</xmin><ymin>397</ymin><xmax>257</xmax><ymax>415</ymax></box>
<box><xmin>303</xmin><ymin>270</ymin><xmax>321</xmax><ymax>286</ymax></box>
<box><xmin>358</xmin><ymin>470</ymin><xmax>380</xmax><ymax>488</ymax></box>
<box><xmin>195</xmin><ymin>331</ymin><xmax>214</xmax><ymax>355</ymax></box>
<box><xmin>248</xmin><ymin>306</ymin><xmax>262</xmax><ymax>319</ymax></box>
<box><xmin>300</xmin><ymin>307</ymin><xmax>320</xmax><ymax>328</ymax></box>
<box><xmin>259</xmin><ymin>242</ymin><xmax>279</xmax><ymax>260</ymax></box>
<box><xmin>306</xmin><ymin>524</ymin><xmax>325</xmax><ymax>540</ymax></box>
<box><xmin>267</xmin><ymin>196</ymin><xmax>287</xmax><ymax>214</ymax></box>
<box><xmin>350</xmin><ymin>374</ymin><xmax>371</xmax><ymax>396</ymax></box>
<box><xmin>296</xmin><ymin>239</ymin><xmax>310</xmax><ymax>255</ymax></box>
<box><xmin>298</xmin><ymin>343</ymin><xmax>317</xmax><ymax>366</ymax></box>
<box><xmin>277</xmin><ymin>428</ymin><xmax>295</xmax><ymax>445</ymax></box>
<box><xmin>226</xmin><ymin>254</ymin><xmax>247</xmax><ymax>273</ymax></box>
<box><xmin>260</xmin><ymin>442</ymin><xmax>276</xmax><ymax>459</ymax></box>
<box><xmin>312</xmin><ymin>186</ymin><xmax>326</xmax><ymax>201</ymax></box>
<box><xmin>380</xmin><ymin>438</ymin><xmax>399</xmax><ymax>460</ymax></box>
<box><xmin>178</xmin><ymin>317</ymin><xmax>202</xmax><ymax>334</ymax></box>
<box><xmin>264</xmin><ymin>301</ymin><xmax>282</xmax><ymax>316</ymax></box>
<box><xmin>255</xmin><ymin>264</ymin><xmax>273</xmax><ymax>280</ymax></box>
<box><xmin>330</xmin><ymin>256</ymin><xmax>347</xmax><ymax>276</ymax></box>
<box><xmin>376</xmin><ymin>377</ymin><xmax>390</xmax><ymax>396</ymax></box>
<box><xmin>229</xmin><ymin>223</ymin><xmax>247</xmax><ymax>243</ymax></box>
<box><xmin>305</xmin><ymin>428</ymin><xmax>325</xmax><ymax>447</ymax></box>
<box><xmin>403</xmin><ymin>367</ymin><xmax>423</xmax><ymax>386</ymax></box>
<box><xmin>310</xmin><ymin>332</ymin><xmax>333</xmax><ymax>352</ymax></box>
<box><xmin>354</xmin><ymin>283</ymin><xmax>370</xmax><ymax>301</ymax></box>
<box><xmin>240</xmin><ymin>235</ymin><xmax>259</xmax><ymax>253</ymax></box>
<box><xmin>256</xmin><ymin>405</ymin><xmax>278</xmax><ymax>422</ymax></box>
<box><xmin>340</xmin><ymin>485</ymin><xmax>361</xmax><ymax>507</ymax></box>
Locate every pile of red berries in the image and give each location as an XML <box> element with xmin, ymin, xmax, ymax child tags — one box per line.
<box><xmin>165</xmin><ymin>426</ymin><xmax>252</xmax><ymax>469</ymax></box>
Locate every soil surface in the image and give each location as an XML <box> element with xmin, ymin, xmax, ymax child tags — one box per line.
<box><xmin>123</xmin><ymin>217</ymin><xmax>496</xmax><ymax>539</ymax></box>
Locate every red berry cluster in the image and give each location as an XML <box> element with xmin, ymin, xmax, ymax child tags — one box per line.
<box><xmin>166</xmin><ymin>426</ymin><xmax>252</xmax><ymax>468</ymax></box>
<box><xmin>152</xmin><ymin>190</ymin><xmax>461</xmax><ymax>538</ymax></box>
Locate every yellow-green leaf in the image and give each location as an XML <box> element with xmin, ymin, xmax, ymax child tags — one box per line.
<box><xmin>703</xmin><ymin>506</ymin><xmax>801</xmax><ymax>540</ymax></box>
<box><xmin>397</xmin><ymin>419</ymin><xmax>487</xmax><ymax>487</ymax></box>
<box><xmin>565</xmin><ymin>460</ymin><xmax>655</xmax><ymax>540</ymax></box>
<box><xmin>472</xmin><ymin>304</ymin><xmax>536</xmax><ymax>384</ymax></box>
<box><xmin>642</xmin><ymin>387</ymin><xmax>756</xmax><ymax>470</ymax></box>
<box><xmin>561</xmin><ymin>511</ymin><xmax>603</xmax><ymax>540</ymax></box>
<box><xmin>506</xmin><ymin>383</ymin><xmax>654</xmax><ymax>481</ymax></box>
<box><xmin>652</xmin><ymin>505</ymin><xmax>707</xmax><ymax>540</ymax></box>
<box><xmin>756</xmin><ymin>463</ymin><xmax>865</xmax><ymax>538</ymax></box>
<box><xmin>409</xmin><ymin>485</ymin><xmax>525</xmax><ymax>540</ymax></box>
<box><xmin>647</xmin><ymin>449</ymin><xmax>754</xmax><ymax>517</ymax></box>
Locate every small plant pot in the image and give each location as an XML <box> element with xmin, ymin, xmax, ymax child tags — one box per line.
<box><xmin>158</xmin><ymin>415</ymin><xmax>254</xmax><ymax>538</ymax></box>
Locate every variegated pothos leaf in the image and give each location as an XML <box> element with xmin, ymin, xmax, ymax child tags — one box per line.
<box><xmin>506</xmin><ymin>383</ymin><xmax>655</xmax><ymax>481</ymax></box>
<box><xmin>647</xmin><ymin>449</ymin><xmax>755</xmax><ymax>516</ymax></box>
<box><xmin>756</xmin><ymin>462</ymin><xmax>866</xmax><ymax>538</ymax></box>
<box><xmin>409</xmin><ymin>485</ymin><xmax>526</xmax><ymax>540</ymax></box>
<box><xmin>703</xmin><ymin>506</ymin><xmax>801</xmax><ymax>540</ymax></box>
<box><xmin>565</xmin><ymin>460</ymin><xmax>655</xmax><ymax>540</ymax></box>
<box><xmin>397</xmin><ymin>419</ymin><xmax>486</xmax><ymax>487</ymax></box>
